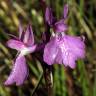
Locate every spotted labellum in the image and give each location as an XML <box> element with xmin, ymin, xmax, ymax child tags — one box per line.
<box><xmin>43</xmin><ymin>4</ymin><xmax>85</xmax><ymax>68</ymax></box>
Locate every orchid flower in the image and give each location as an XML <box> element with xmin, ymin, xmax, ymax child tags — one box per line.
<box><xmin>43</xmin><ymin>4</ymin><xmax>85</xmax><ymax>68</ymax></box>
<box><xmin>45</xmin><ymin>4</ymin><xmax>68</xmax><ymax>32</ymax></box>
<box><xmin>5</xmin><ymin>24</ymin><xmax>37</xmax><ymax>85</ymax></box>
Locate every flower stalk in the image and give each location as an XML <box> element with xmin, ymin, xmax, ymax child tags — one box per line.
<box><xmin>39</xmin><ymin>1</ymin><xmax>53</xmax><ymax>96</ymax></box>
<box><xmin>43</xmin><ymin>64</ymin><xmax>53</xmax><ymax>96</ymax></box>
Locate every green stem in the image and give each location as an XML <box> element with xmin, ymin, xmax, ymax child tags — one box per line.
<box><xmin>31</xmin><ymin>72</ymin><xmax>43</xmax><ymax>96</ymax></box>
<box><xmin>43</xmin><ymin>65</ymin><xmax>53</xmax><ymax>96</ymax></box>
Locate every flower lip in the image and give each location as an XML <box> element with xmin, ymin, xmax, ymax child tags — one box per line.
<box><xmin>4</xmin><ymin>55</ymin><xmax>28</xmax><ymax>86</ymax></box>
<box><xmin>43</xmin><ymin>34</ymin><xmax>85</xmax><ymax>69</ymax></box>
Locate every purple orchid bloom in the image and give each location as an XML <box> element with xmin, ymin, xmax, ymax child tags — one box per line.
<box><xmin>43</xmin><ymin>4</ymin><xmax>85</xmax><ymax>68</ymax></box>
<box><xmin>45</xmin><ymin>4</ymin><xmax>68</xmax><ymax>33</ymax></box>
<box><xmin>5</xmin><ymin>24</ymin><xmax>37</xmax><ymax>85</ymax></box>
<box><xmin>43</xmin><ymin>34</ymin><xmax>85</xmax><ymax>69</ymax></box>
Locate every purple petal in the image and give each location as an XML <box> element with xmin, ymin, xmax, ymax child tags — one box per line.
<box><xmin>54</xmin><ymin>19</ymin><xmax>68</xmax><ymax>32</ymax></box>
<box><xmin>7</xmin><ymin>39</ymin><xmax>25</xmax><ymax>51</ymax></box>
<box><xmin>64</xmin><ymin>35</ymin><xmax>85</xmax><ymax>58</ymax></box>
<box><xmin>18</xmin><ymin>23</ymin><xmax>25</xmax><ymax>41</ymax></box>
<box><xmin>55</xmin><ymin>49</ymin><xmax>63</xmax><ymax>64</ymax></box>
<box><xmin>4</xmin><ymin>55</ymin><xmax>28</xmax><ymax>86</ymax></box>
<box><xmin>63</xmin><ymin>4</ymin><xmax>68</xmax><ymax>19</ymax></box>
<box><xmin>44</xmin><ymin>34</ymin><xmax>85</xmax><ymax>69</ymax></box>
<box><xmin>45</xmin><ymin>7</ymin><xmax>55</xmax><ymax>26</ymax></box>
<box><xmin>62</xmin><ymin>52</ymin><xmax>76</xmax><ymax>69</ymax></box>
<box><xmin>57</xmin><ymin>35</ymin><xmax>85</xmax><ymax>68</ymax></box>
<box><xmin>68</xmin><ymin>54</ymin><xmax>76</xmax><ymax>69</ymax></box>
<box><xmin>23</xmin><ymin>25</ymin><xmax>34</xmax><ymax>46</ymax></box>
<box><xmin>43</xmin><ymin>37</ymin><xmax>58</xmax><ymax>65</ymax></box>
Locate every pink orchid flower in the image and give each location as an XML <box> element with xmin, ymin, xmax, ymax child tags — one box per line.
<box><xmin>5</xmin><ymin>24</ymin><xmax>37</xmax><ymax>85</ymax></box>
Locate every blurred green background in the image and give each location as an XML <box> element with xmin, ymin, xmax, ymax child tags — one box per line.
<box><xmin>0</xmin><ymin>0</ymin><xmax>96</xmax><ymax>96</ymax></box>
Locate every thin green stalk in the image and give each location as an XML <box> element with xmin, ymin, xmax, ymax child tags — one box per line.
<box><xmin>43</xmin><ymin>65</ymin><xmax>53</xmax><ymax>96</ymax></box>
<box><xmin>31</xmin><ymin>72</ymin><xmax>43</xmax><ymax>96</ymax></box>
